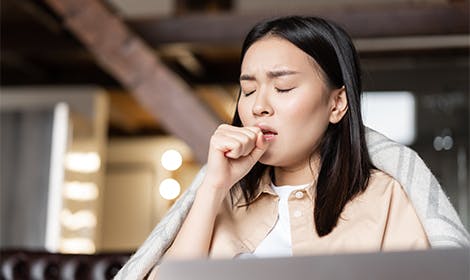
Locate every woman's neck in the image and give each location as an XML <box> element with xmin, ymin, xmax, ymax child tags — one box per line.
<box><xmin>273</xmin><ymin>155</ymin><xmax>320</xmax><ymax>186</ymax></box>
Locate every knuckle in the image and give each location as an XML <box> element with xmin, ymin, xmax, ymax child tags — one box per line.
<box><xmin>233</xmin><ymin>141</ymin><xmax>242</xmax><ymax>150</ymax></box>
<box><xmin>249</xmin><ymin>126</ymin><xmax>261</xmax><ymax>134</ymax></box>
<box><xmin>218</xmin><ymin>124</ymin><xmax>229</xmax><ymax>130</ymax></box>
<box><xmin>210</xmin><ymin>134</ymin><xmax>220</xmax><ymax>145</ymax></box>
<box><xmin>238</xmin><ymin>134</ymin><xmax>248</xmax><ymax>143</ymax></box>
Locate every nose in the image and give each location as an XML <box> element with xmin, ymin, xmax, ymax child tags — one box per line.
<box><xmin>252</xmin><ymin>90</ymin><xmax>273</xmax><ymax>117</ymax></box>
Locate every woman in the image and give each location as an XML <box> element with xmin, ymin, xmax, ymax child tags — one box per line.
<box><xmin>115</xmin><ymin>16</ymin><xmax>468</xmax><ymax>279</ymax></box>
<box><xmin>164</xmin><ymin>15</ymin><xmax>428</xmax><ymax>259</ymax></box>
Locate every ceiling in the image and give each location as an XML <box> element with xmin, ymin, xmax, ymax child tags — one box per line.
<box><xmin>1</xmin><ymin>0</ymin><xmax>468</xmax><ymax>137</ymax></box>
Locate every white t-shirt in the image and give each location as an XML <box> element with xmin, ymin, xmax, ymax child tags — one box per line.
<box><xmin>238</xmin><ymin>182</ymin><xmax>309</xmax><ymax>259</ymax></box>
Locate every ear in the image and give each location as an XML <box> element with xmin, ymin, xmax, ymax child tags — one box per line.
<box><xmin>329</xmin><ymin>86</ymin><xmax>348</xmax><ymax>124</ymax></box>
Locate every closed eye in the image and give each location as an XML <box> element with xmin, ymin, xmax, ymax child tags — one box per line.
<box><xmin>276</xmin><ymin>87</ymin><xmax>295</xmax><ymax>93</ymax></box>
<box><xmin>242</xmin><ymin>90</ymin><xmax>255</xmax><ymax>97</ymax></box>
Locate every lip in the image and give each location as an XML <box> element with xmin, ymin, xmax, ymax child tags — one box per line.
<box><xmin>256</xmin><ymin>124</ymin><xmax>278</xmax><ymax>141</ymax></box>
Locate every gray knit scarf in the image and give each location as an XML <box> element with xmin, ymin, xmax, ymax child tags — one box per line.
<box><xmin>115</xmin><ymin>128</ymin><xmax>470</xmax><ymax>279</ymax></box>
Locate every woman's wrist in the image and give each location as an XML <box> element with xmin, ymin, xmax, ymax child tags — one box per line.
<box><xmin>197</xmin><ymin>179</ymin><xmax>230</xmax><ymax>206</ymax></box>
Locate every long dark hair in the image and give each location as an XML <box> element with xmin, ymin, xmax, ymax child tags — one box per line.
<box><xmin>231</xmin><ymin>16</ymin><xmax>374</xmax><ymax>236</ymax></box>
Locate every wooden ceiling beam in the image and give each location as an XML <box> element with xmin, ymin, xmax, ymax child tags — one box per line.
<box><xmin>43</xmin><ymin>0</ymin><xmax>221</xmax><ymax>163</ymax></box>
<box><xmin>4</xmin><ymin>2</ymin><xmax>467</xmax><ymax>53</ymax></box>
<box><xmin>129</xmin><ymin>3</ymin><xmax>469</xmax><ymax>45</ymax></box>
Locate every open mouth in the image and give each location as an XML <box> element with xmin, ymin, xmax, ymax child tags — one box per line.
<box><xmin>260</xmin><ymin>127</ymin><xmax>277</xmax><ymax>141</ymax></box>
<box><xmin>261</xmin><ymin>129</ymin><xmax>277</xmax><ymax>136</ymax></box>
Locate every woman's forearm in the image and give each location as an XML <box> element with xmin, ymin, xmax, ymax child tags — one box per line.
<box><xmin>163</xmin><ymin>180</ymin><xmax>227</xmax><ymax>259</ymax></box>
<box><xmin>162</xmin><ymin>125</ymin><xmax>267</xmax><ymax>260</ymax></box>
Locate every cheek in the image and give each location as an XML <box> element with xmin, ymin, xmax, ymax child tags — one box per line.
<box><xmin>280</xmin><ymin>94</ymin><xmax>331</xmax><ymax>137</ymax></box>
<box><xmin>237</xmin><ymin>100</ymin><xmax>250</xmax><ymax>125</ymax></box>
<box><xmin>284</xmin><ymin>93</ymin><xmax>329</xmax><ymax>121</ymax></box>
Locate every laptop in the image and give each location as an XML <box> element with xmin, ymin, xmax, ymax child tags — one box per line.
<box><xmin>158</xmin><ymin>248</ymin><xmax>469</xmax><ymax>280</ymax></box>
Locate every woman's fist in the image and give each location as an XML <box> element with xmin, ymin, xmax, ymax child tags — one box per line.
<box><xmin>203</xmin><ymin>124</ymin><xmax>270</xmax><ymax>193</ymax></box>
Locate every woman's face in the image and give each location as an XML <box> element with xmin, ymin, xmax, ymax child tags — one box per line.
<box><xmin>238</xmin><ymin>36</ymin><xmax>338</xmax><ymax>169</ymax></box>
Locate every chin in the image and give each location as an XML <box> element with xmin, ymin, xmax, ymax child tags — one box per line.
<box><xmin>258</xmin><ymin>152</ymin><xmax>278</xmax><ymax>166</ymax></box>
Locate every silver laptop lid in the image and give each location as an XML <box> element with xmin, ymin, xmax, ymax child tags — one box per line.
<box><xmin>158</xmin><ymin>248</ymin><xmax>469</xmax><ymax>280</ymax></box>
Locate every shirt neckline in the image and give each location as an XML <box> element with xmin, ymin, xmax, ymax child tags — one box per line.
<box><xmin>234</xmin><ymin>167</ymin><xmax>318</xmax><ymax>207</ymax></box>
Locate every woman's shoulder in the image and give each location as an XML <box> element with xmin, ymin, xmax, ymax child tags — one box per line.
<box><xmin>368</xmin><ymin>169</ymin><xmax>404</xmax><ymax>190</ymax></box>
<box><xmin>357</xmin><ymin>169</ymin><xmax>409</xmax><ymax>203</ymax></box>
<box><xmin>344</xmin><ymin>169</ymin><xmax>415</xmax><ymax>222</ymax></box>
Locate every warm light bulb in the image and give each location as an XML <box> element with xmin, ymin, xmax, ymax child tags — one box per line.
<box><xmin>60</xmin><ymin>209</ymin><xmax>97</xmax><ymax>230</ymax></box>
<box><xmin>64</xmin><ymin>181</ymin><xmax>98</xmax><ymax>201</ymax></box>
<box><xmin>60</xmin><ymin>238</ymin><xmax>95</xmax><ymax>254</ymax></box>
<box><xmin>161</xmin><ymin>149</ymin><xmax>183</xmax><ymax>171</ymax></box>
<box><xmin>65</xmin><ymin>152</ymin><xmax>101</xmax><ymax>173</ymax></box>
<box><xmin>159</xmin><ymin>178</ymin><xmax>181</xmax><ymax>200</ymax></box>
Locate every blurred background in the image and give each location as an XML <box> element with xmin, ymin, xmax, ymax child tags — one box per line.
<box><xmin>1</xmin><ymin>0</ymin><xmax>468</xmax><ymax>258</ymax></box>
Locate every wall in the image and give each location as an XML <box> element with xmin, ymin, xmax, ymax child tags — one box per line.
<box><xmin>100</xmin><ymin>136</ymin><xmax>200</xmax><ymax>252</ymax></box>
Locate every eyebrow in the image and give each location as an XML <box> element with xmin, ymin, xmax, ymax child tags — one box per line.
<box><xmin>239</xmin><ymin>70</ymin><xmax>299</xmax><ymax>81</ymax></box>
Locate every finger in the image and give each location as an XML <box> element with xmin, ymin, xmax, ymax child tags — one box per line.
<box><xmin>244</xmin><ymin>126</ymin><xmax>262</xmax><ymax>136</ymax></box>
<box><xmin>213</xmin><ymin>135</ymin><xmax>245</xmax><ymax>159</ymax></box>
<box><xmin>213</xmin><ymin>125</ymin><xmax>263</xmax><ymax>159</ymax></box>
<box><xmin>211</xmin><ymin>133</ymin><xmax>237</xmax><ymax>152</ymax></box>
<box><xmin>216</xmin><ymin>126</ymin><xmax>258</xmax><ymax>153</ymax></box>
<box><xmin>238</xmin><ymin>128</ymin><xmax>258</xmax><ymax>144</ymax></box>
<box><xmin>219</xmin><ymin>125</ymin><xmax>259</xmax><ymax>140</ymax></box>
<box><xmin>249</xmin><ymin>131</ymin><xmax>271</xmax><ymax>161</ymax></box>
<box><xmin>219</xmin><ymin>131</ymin><xmax>256</xmax><ymax>156</ymax></box>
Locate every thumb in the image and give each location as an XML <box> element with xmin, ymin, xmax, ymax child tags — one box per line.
<box><xmin>249</xmin><ymin>132</ymin><xmax>270</xmax><ymax>161</ymax></box>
